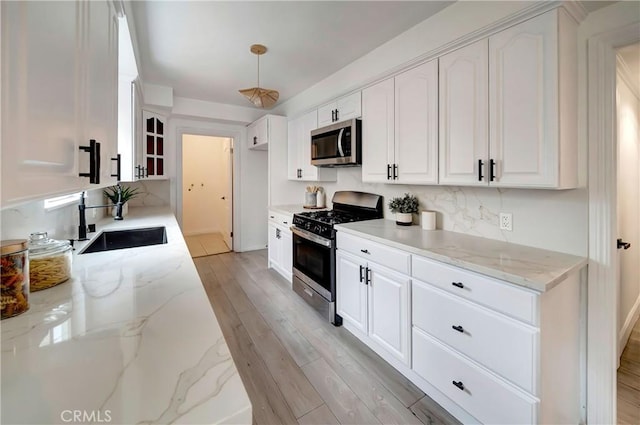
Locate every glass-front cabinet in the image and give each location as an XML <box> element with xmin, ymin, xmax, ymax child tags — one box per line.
<box><xmin>140</xmin><ymin>110</ymin><xmax>166</xmax><ymax>179</ymax></box>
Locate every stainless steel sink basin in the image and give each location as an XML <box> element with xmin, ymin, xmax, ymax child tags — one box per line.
<box><xmin>80</xmin><ymin>226</ymin><xmax>167</xmax><ymax>254</ymax></box>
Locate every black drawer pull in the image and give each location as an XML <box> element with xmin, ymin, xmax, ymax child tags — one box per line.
<box><xmin>452</xmin><ymin>325</ymin><xmax>464</xmax><ymax>333</ymax></box>
<box><xmin>360</xmin><ymin>249</ymin><xmax>370</xmax><ymax>254</ymax></box>
<box><xmin>451</xmin><ymin>282</ymin><xmax>464</xmax><ymax>289</ymax></box>
<box><xmin>359</xmin><ymin>265</ymin><xmax>364</xmax><ymax>283</ymax></box>
<box><xmin>452</xmin><ymin>381</ymin><xmax>465</xmax><ymax>391</ymax></box>
<box><xmin>387</xmin><ymin>164</ymin><xmax>391</xmax><ymax>180</ymax></box>
<box><xmin>489</xmin><ymin>158</ymin><xmax>496</xmax><ymax>182</ymax></box>
<box><xmin>478</xmin><ymin>159</ymin><xmax>484</xmax><ymax>181</ymax></box>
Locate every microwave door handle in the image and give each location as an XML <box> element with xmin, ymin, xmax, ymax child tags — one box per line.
<box><xmin>336</xmin><ymin>128</ymin><xmax>345</xmax><ymax>157</ymax></box>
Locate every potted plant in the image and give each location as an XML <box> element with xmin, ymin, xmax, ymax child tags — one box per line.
<box><xmin>103</xmin><ymin>184</ymin><xmax>139</xmax><ymax>217</ymax></box>
<box><xmin>388</xmin><ymin>193</ymin><xmax>419</xmax><ymax>226</ymax></box>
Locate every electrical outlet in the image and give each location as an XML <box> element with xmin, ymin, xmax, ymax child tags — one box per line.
<box><xmin>499</xmin><ymin>213</ymin><xmax>513</xmax><ymax>231</ymax></box>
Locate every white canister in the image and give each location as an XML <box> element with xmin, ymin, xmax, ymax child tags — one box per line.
<box><xmin>421</xmin><ymin>211</ymin><xmax>436</xmax><ymax>230</ymax></box>
<box><xmin>316</xmin><ymin>191</ymin><xmax>326</xmax><ymax>208</ymax></box>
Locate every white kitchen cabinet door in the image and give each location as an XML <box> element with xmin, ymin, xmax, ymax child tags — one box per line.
<box><xmin>362</xmin><ymin>78</ymin><xmax>395</xmax><ymax>183</ymax></box>
<box><xmin>336</xmin><ymin>250</ymin><xmax>368</xmax><ymax>334</ymax></box>
<box><xmin>141</xmin><ymin>111</ymin><xmax>166</xmax><ymax>179</ymax></box>
<box><xmin>268</xmin><ymin>223</ymin><xmax>281</xmax><ymax>271</ymax></box>
<box><xmin>439</xmin><ymin>40</ymin><xmax>489</xmax><ymax>186</ymax></box>
<box><xmin>280</xmin><ymin>228</ymin><xmax>293</xmax><ymax>282</ymax></box>
<box><xmin>318</xmin><ymin>92</ymin><xmax>362</xmax><ymax>126</ymax></box>
<box><xmin>368</xmin><ymin>262</ymin><xmax>411</xmax><ymax>365</ymax></box>
<box><xmin>248</xmin><ymin>116</ymin><xmax>268</xmax><ymax>150</ymax></box>
<box><xmin>394</xmin><ymin>60</ymin><xmax>439</xmax><ymax>185</ymax></box>
<box><xmin>489</xmin><ymin>9</ymin><xmax>576</xmax><ymax>188</ymax></box>
<box><xmin>85</xmin><ymin>0</ymin><xmax>119</xmax><ymax>186</ymax></box>
<box><xmin>287</xmin><ymin>111</ymin><xmax>336</xmax><ymax>182</ymax></box>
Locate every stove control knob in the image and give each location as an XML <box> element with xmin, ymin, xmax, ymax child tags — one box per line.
<box><xmin>305</xmin><ymin>222</ymin><xmax>311</xmax><ymax>230</ymax></box>
<box><xmin>314</xmin><ymin>224</ymin><xmax>324</xmax><ymax>234</ymax></box>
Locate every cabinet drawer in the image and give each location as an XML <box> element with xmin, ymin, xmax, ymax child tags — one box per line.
<box><xmin>337</xmin><ymin>232</ymin><xmax>410</xmax><ymax>275</ymax></box>
<box><xmin>268</xmin><ymin>210</ymin><xmax>293</xmax><ymax>228</ymax></box>
<box><xmin>412</xmin><ymin>255</ymin><xmax>537</xmax><ymax>324</ymax></box>
<box><xmin>413</xmin><ymin>328</ymin><xmax>537</xmax><ymax>424</ymax></box>
<box><xmin>413</xmin><ymin>280</ymin><xmax>538</xmax><ymax>394</ymax></box>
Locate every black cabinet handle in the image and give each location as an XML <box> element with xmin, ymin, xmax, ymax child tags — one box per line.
<box><xmin>335</xmin><ymin>109</ymin><xmax>339</xmax><ymax>121</ymax></box>
<box><xmin>283</xmin><ymin>221</ymin><xmax>288</xmax><ymax>225</ymax></box>
<box><xmin>478</xmin><ymin>159</ymin><xmax>484</xmax><ymax>181</ymax></box>
<box><xmin>452</xmin><ymin>282</ymin><xmax>464</xmax><ymax>289</ymax></box>
<box><xmin>331</xmin><ymin>110</ymin><xmax>336</xmax><ymax>122</ymax></box>
<box><xmin>366</xmin><ymin>267</ymin><xmax>371</xmax><ymax>285</ymax></box>
<box><xmin>79</xmin><ymin>139</ymin><xmax>100</xmax><ymax>184</ymax></box>
<box><xmin>253</xmin><ymin>136</ymin><xmax>257</xmax><ymax>145</ymax></box>
<box><xmin>393</xmin><ymin>164</ymin><xmax>398</xmax><ymax>180</ymax></box>
<box><xmin>270</xmin><ymin>216</ymin><xmax>275</xmax><ymax>219</ymax></box>
<box><xmin>359</xmin><ymin>265</ymin><xmax>364</xmax><ymax>282</ymax></box>
<box><xmin>489</xmin><ymin>159</ymin><xmax>496</xmax><ymax>182</ymax></box>
<box><xmin>452</xmin><ymin>325</ymin><xmax>464</xmax><ymax>333</ymax></box>
<box><xmin>387</xmin><ymin>164</ymin><xmax>391</xmax><ymax>180</ymax></box>
<box><xmin>111</xmin><ymin>154</ymin><xmax>121</xmax><ymax>181</ymax></box>
<box><xmin>360</xmin><ymin>249</ymin><xmax>370</xmax><ymax>254</ymax></box>
<box><xmin>452</xmin><ymin>381</ymin><xmax>465</xmax><ymax>391</ymax></box>
<box><xmin>145</xmin><ymin>166</ymin><xmax>148</xmax><ymax>178</ymax></box>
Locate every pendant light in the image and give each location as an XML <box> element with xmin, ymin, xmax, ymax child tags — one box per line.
<box><xmin>239</xmin><ymin>44</ymin><xmax>279</xmax><ymax>108</ymax></box>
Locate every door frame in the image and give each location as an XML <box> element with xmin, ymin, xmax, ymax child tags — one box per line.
<box><xmin>587</xmin><ymin>22</ymin><xmax>640</xmax><ymax>424</ymax></box>
<box><xmin>176</xmin><ymin>127</ymin><xmax>240</xmax><ymax>251</ymax></box>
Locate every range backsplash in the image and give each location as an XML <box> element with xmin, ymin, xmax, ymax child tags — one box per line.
<box><xmin>272</xmin><ymin>167</ymin><xmax>587</xmax><ymax>257</ymax></box>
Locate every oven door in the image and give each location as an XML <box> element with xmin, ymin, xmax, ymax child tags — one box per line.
<box><xmin>291</xmin><ymin>226</ymin><xmax>335</xmax><ymax>301</ymax></box>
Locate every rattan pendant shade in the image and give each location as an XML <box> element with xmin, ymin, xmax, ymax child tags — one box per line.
<box><xmin>239</xmin><ymin>44</ymin><xmax>279</xmax><ymax>108</ymax></box>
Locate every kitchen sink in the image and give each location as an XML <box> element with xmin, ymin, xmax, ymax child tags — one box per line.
<box><xmin>80</xmin><ymin>226</ymin><xmax>167</xmax><ymax>254</ymax></box>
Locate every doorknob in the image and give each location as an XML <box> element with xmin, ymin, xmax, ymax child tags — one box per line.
<box><xmin>617</xmin><ymin>238</ymin><xmax>631</xmax><ymax>250</ymax></box>
<box><xmin>221</xmin><ymin>196</ymin><xmax>226</xmax><ymax>200</ymax></box>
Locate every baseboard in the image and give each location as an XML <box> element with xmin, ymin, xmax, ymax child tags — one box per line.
<box><xmin>183</xmin><ymin>228</ymin><xmax>221</xmax><ymax>237</ymax></box>
<box><xmin>236</xmin><ymin>243</ymin><xmax>267</xmax><ymax>253</ymax></box>
<box><xmin>619</xmin><ymin>294</ymin><xmax>640</xmax><ymax>358</ymax></box>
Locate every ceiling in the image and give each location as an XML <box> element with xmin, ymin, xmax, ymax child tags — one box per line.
<box><xmin>129</xmin><ymin>1</ymin><xmax>454</xmax><ymax>108</ymax></box>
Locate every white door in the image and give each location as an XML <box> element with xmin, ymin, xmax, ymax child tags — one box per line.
<box><xmin>439</xmin><ymin>40</ymin><xmax>489</xmax><ymax>186</ymax></box>
<box><xmin>489</xmin><ymin>11</ymin><xmax>558</xmax><ymax>187</ymax></box>
<box><xmin>222</xmin><ymin>138</ymin><xmax>234</xmax><ymax>249</ymax></box>
<box><xmin>336</xmin><ymin>251</ymin><xmax>368</xmax><ymax>333</ymax></box>
<box><xmin>368</xmin><ymin>263</ymin><xmax>411</xmax><ymax>365</ymax></box>
<box><xmin>394</xmin><ymin>60</ymin><xmax>439</xmax><ymax>184</ymax></box>
<box><xmin>362</xmin><ymin>78</ymin><xmax>395</xmax><ymax>183</ymax></box>
<box><xmin>616</xmin><ymin>69</ymin><xmax>640</xmax><ymax>359</ymax></box>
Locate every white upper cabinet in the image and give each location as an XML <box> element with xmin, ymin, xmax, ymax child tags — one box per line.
<box><xmin>362</xmin><ymin>60</ymin><xmax>438</xmax><ymax>185</ymax></box>
<box><xmin>248</xmin><ymin>115</ymin><xmax>269</xmax><ymax>150</ymax></box>
<box><xmin>317</xmin><ymin>92</ymin><xmax>362</xmax><ymax>127</ymax></box>
<box><xmin>488</xmin><ymin>9</ymin><xmax>577</xmax><ymax>188</ymax></box>
<box><xmin>362</xmin><ymin>79</ymin><xmax>395</xmax><ymax>183</ymax></box>
<box><xmin>287</xmin><ymin>111</ymin><xmax>337</xmax><ymax>182</ymax></box>
<box><xmin>394</xmin><ymin>60</ymin><xmax>439</xmax><ymax>184</ymax></box>
<box><xmin>439</xmin><ymin>40</ymin><xmax>489</xmax><ymax>186</ymax></box>
<box><xmin>1</xmin><ymin>0</ymin><xmax>119</xmax><ymax>206</ymax></box>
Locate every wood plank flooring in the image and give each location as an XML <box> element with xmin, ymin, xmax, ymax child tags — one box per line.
<box><xmin>618</xmin><ymin>317</ymin><xmax>640</xmax><ymax>425</ymax></box>
<box><xmin>185</xmin><ymin>232</ymin><xmax>230</xmax><ymax>257</ymax></box>
<box><xmin>194</xmin><ymin>250</ymin><xmax>460</xmax><ymax>425</ymax></box>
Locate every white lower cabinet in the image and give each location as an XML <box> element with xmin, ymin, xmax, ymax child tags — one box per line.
<box><xmin>336</xmin><ymin>248</ymin><xmax>411</xmax><ymax>366</ymax></box>
<box><xmin>267</xmin><ymin>211</ymin><xmax>293</xmax><ymax>282</ymax></box>
<box><xmin>335</xmin><ymin>230</ymin><xmax>581</xmax><ymax>425</ymax></box>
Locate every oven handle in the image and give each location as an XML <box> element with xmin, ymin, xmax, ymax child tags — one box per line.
<box><xmin>290</xmin><ymin>226</ymin><xmax>333</xmax><ymax>248</ymax></box>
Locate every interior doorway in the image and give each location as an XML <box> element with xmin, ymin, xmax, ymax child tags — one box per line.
<box><xmin>615</xmin><ymin>41</ymin><xmax>640</xmax><ymax>424</ymax></box>
<box><xmin>181</xmin><ymin>134</ymin><xmax>233</xmax><ymax>257</ymax></box>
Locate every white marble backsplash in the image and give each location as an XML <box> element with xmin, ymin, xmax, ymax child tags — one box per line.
<box><xmin>273</xmin><ymin>168</ymin><xmax>588</xmax><ymax>257</ymax></box>
<box><xmin>125</xmin><ymin>179</ymin><xmax>171</xmax><ymax>207</ymax></box>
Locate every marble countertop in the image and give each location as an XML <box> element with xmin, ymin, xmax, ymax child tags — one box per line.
<box><xmin>1</xmin><ymin>207</ymin><xmax>252</xmax><ymax>424</ymax></box>
<box><xmin>269</xmin><ymin>204</ymin><xmax>327</xmax><ymax>216</ymax></box>
<box><xmin>335</xmin><ymin>219</ymin><xmax>587</xmax><ymax>292</ymax></box>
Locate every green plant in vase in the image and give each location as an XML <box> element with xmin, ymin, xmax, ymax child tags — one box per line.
<box><xmin>388</xmin><ymin>193</ymin><xmax>419</xmax><ymax>226</ymax></box>
<box><xmin>103</xmin><ymin>184</ymin><xmax>139</xmax><ymax>217</ymax></box>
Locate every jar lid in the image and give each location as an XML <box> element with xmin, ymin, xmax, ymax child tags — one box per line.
<box><xmin>28</xmin><ymin>232</ymin><xmax>71</xmax><ymax>258</ymax></box>
<box><xmin>1</xmin><ymin>239</ymin><xmax>28</xmax><ymax>255</ymax></box>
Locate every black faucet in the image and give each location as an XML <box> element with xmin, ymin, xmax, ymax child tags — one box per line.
<box><xmin>78</xmin><ymin>187</ymin><xmax>124</xmax><ymax>241</ymax></box>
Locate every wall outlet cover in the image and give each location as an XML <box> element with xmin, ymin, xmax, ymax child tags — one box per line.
<box><xmin>499</xmin><ymin>213</ymin><xmax>513</xmax><ymax>231</ymax></box>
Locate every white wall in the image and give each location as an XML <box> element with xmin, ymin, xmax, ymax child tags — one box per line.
<box><xmin>269</xmin><ymin>1</ymin><xmax>590</xmax><ymax>257</ymax></box>
<box><xmin>616</xmin><ymin>65</ymin><xmax>640</xmax><ymax>350</ymax></box>
<box><xmin>181</xmin><ymin>135</ymin><xmax>229</xmax><ymax>236</ymax></box>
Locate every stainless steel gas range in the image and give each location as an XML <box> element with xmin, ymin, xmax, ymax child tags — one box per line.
<box><xmin>291</xmin><ymin>191</ymin><xmax>383</xmax><ymax>325</ymax></box>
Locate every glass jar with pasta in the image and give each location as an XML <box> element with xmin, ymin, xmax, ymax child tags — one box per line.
<box><xmin>1</xmin><ymin>239</ymin><xmax>30</xmax><ymax>319</ymax></box>
<box><xmin>28</xmin><ymin>232</ymin><xmax>72</xmax><ymax>291</ymax></box>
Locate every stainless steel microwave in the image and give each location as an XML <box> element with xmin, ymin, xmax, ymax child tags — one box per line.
<box><xmin>310</xmin><ymin>119</ymin><xmax>361</xmax><ymax>167</ymax></box>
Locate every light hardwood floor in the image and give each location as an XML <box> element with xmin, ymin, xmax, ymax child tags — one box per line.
<box><xmin>185</xmin><ymin>232</ymin><xmax>230</xmax><ymax>257</ymax></box>
<box><xmin>194</xmin><ymin>250</ymin><xmax>460</xmax><ymax>425</ymax></box>
<box><xmin>618</xmin><ymin>317</ymin><xmax>640</xmax><ymax>425</ymax></box>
